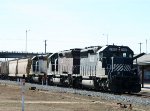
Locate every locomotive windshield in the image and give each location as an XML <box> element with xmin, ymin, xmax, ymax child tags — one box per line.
<box><xmin>99</xmin><ymin>46</ymin><xmax>133</xmax><ymax>59</ymax></box>
<box><xmin>98</xmin><ymin>45</ymin><xmax>134</xmax><ymax>75</ymax></box>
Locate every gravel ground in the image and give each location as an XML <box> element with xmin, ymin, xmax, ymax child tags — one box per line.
<box><xmin>0</xmin><ymin>80</ymin><xmax>150</xmax><ymax>111</ymax></box>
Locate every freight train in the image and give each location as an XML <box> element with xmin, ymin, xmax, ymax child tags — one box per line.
<box><xmin>0</xmin><ymin>45</ymin><xmax>142</xmax><ymax>93</ymax></box>
<box><xmin>0</xmin><ymin>55</ymin><xmax>48</xmax><ymax>83</ymax></box>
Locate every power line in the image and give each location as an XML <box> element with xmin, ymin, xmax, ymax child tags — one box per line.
<box><xmin>0</xmin><ymin>38</ymin><xmax>24</xmax><ymax>41</ymax></box>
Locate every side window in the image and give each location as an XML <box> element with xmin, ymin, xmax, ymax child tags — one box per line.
<box><xmin>129</xmin><ymin>54</ymin><xmax>132</xmax><ymax>58</ymax></box>
<box><xmin>52</xmin><ymin>64</ymin><xmax>55</xmax><ymax>71</ymax></box>
<box><xmin>99</xmin><ymin>53</ymin><xmax>103</xmax><ymax>61</ymax></box>
<box><xmin>123</xmin><ymin>53</ymin><xmax>126</xmax><ymax>57</ymax></box>
<box><xmin>32</xmin><ymin>60</ymin><xmax>36</xmax><ymax>72</ymax></box>
<box><xmin>36</xmin><ymin>61</ymin><xmax>39</xmax><ymax>71</ymax></box>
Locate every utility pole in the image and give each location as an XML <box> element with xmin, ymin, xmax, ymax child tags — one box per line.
<box><xmin>107</xmin><ymin>34</ymin><xmax>108</xmax><ymax>45</ymax></box>
<box><xmin>25</xmin><ymin>29</ymin><xmax>30</xmax><ymax>52</ymax></box>
<box><xmin>25</xmin><ymin>30</ymin><xmax>27</xmax><ymax>52</ymax></box>
<box><xmin>138</xmin><ymin>42</ymin><xmax>143</xmax><ymax>54</ymax></box>
<box><xmin>146</xmin><ymin>39</ymin><xmax>147</xmax><ymax>54</ymax></box>
<box><xmin>102</xmin><ymin>34</ymin><xmax>108</xmax><ymax>45</ymax></box>
<box><xmin>21</xmin><ymin>75</ymin><xmax>25</xmax><ymax>111</ymax></box>
<box><xmin>44</xmin><ymin>40</ymin><xmax>47</xmax><ymax>54</ymax></box>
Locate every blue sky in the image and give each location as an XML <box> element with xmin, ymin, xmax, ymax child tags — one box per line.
<box><xmin>0</xmin><ymin>0</ymin><xmax>150</xmax><ymax>54</ymax></box>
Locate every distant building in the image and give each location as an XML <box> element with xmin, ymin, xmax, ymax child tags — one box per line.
<box><xmin>134</xmin><ymin>54</ymin><xmax>150</xmax><ymax>87</ymax></box>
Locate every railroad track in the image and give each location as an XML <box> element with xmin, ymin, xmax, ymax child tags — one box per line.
<box><xmin>122</xmin><ymin>91</ymin><xmax>150</xmax><ymax>99</ymax></box>
<box><xmin>0</xmin><ymin>79</ymin><xmax>150</xmax><ymax>106</ymax></box>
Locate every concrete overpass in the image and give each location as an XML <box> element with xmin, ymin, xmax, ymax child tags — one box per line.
<box><xmin>0</xmin><ymin>51</ymin><xmax>52</xmax><ymax>58</ymax></box>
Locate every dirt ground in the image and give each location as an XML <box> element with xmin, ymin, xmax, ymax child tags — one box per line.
<box><xmin>0</xmin><ymin>84</ymin><xmax>150</xmax><ymax>111</ymax></box>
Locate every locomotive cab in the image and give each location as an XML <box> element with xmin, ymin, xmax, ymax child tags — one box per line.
<box><xmin>29</xmin><ymin>55</ymin><xmax>48</xmax><ymax>83</ymax></box>
<box><xmin>99</xmin><ymin>45</ymin><xmax>141</xmax><ymax>93</ymax></box>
